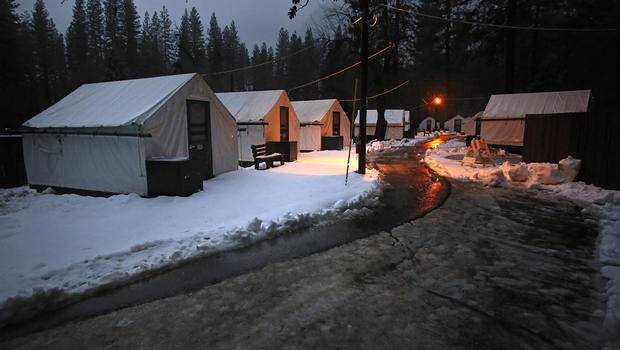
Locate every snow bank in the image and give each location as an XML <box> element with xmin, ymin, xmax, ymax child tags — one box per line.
<box><xmin>424</xmin><ymin>139</ymin><xmax>620</xmax><ymax>335</ymax></box>
<box><xmin>366</xmin><ymin>135</ymin><xmax>433</xmax><ymax>153</ymax></box>
<box><xmin>424</xmin><ymin>140</ymin><xmax>582</xmax><ymax>188</ymax></box>
<box><xmin>0</xmin><ymin>150</ymin><xmax>380</xmax><ymax>309</ymax></box>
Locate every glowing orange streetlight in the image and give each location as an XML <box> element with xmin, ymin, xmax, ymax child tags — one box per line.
<box><xmin>433</xmin><ymin>96</ymin><xmax>443</xmax><ymax>105</ymax></box>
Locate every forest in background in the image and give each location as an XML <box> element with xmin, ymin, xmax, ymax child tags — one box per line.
<box><xmin>1</xmin><ymin>0</ymin><xmax>619</xmax><ymax>131</ymax></box>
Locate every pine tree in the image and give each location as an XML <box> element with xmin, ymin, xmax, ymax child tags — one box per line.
<box><xmin>236</xmin><ymin>42</ymin><xmax>250</xmax><ymax>90</ymax></box>
<box><xmin>158</xmin><ymin>6</ymin><xmax>174</xmax><ymax>72</ymax></box>
<box><xmin>0</xmin><ymin>0</ymin><xmax>28</xmax><ymax>128</ymax></box>
<box><xmin>188</xmin><ymin>7</ymin><xmax>206</xmax><ymax>72</ymax></box>
<box><xmin>31</xmin><ymin>0</ymin><xmax>54</xmax><ymax>102</ymax></box>
<box><xmin>120</xmin><ymin>0</ymin><xmax>140</xmax><ymax>75</ymax></box>
<box><xmin>287</xmin><ymin>32</ymin><xmax>304</xmax><ymax>93</ymax></box>
<box><xmin>205</xmin><ymin>12</ymin><xmax>223</xmax><ymax>88</ymax></box>
<box><xmin>86</xmin><ymin>0</ymin><xmax>104</xmax><ymax>80</ymax></box>
<box><xmin>66</xmin><ymin>0</ymin><xmax>89</xmax><ymax>86</ymax></box>
<box><xmin>274</xmin><ymin>28</ymin><xmax>289</xmax><ymax>84</ymax></box>
<box><xmin>103</xmin><ymin>0</ymin><xmax>123</xmax><ymax>79</ymax></box>
<box><xmin>176</xmin><ymin>9</ymin><xmax>193</xmax><ymax>73</ymax></box>
<box><xmin>221</xmin><ymin>20</ymin><xmax>241</xmax><ymax>90</ymax></box>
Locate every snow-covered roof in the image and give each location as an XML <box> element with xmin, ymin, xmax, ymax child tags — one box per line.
<box><xmin>291</xmin><ymin>99</ymin><xmax>337</xmax><ymax>123</ymax></box>
<box><xmin>355</xmin><ymin>109</ymin><xmax>406</xmax><ymax>126</ymax></box>
<box><xmin>216</xmin><ymin>90</ymin><xmax>285</xmax><ymax>123</ymax></box>
<box><xmin>23</xmin><ymin>73</ymin><xmax>197</xmax><ymax>128</ymax></box>
<box><xmin>446</xmin><ymin>114</ymin><xmax>464</xmax><ymax>122</ymax></box>
<box><xmin>483</xmin><ymin>90</ymin><xmax>590</xmax><ymax>118</ymax></box>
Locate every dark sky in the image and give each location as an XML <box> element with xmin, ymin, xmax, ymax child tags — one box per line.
<box><xmin>16</xmin><ymin>0</ymin><xmax>327</xmax><ymax>48</ymax></box>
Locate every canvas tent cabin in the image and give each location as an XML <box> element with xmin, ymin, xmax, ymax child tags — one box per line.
<box><xmin>444</xmin><ymin>115</ymin><xmax>465</xmax><ymax>133</ymax></box>
<box><xmin>217</xmin><ymin>90</ymin><xmax>300</xmax><ymax>163</ymax></box>
<box><xmin>354</xmin><ymin>109</ymin><xmax>407</xmax><ymax>140</ymax></box>
<box><xmin>418</xmin><ymin>116</ymin><xmax>437</xmax><ymax>132</ymax></box>
<box><xmin>480</xmin><ymin>90</ymin><xmax>590</xmax><ymax>148</ymax></box>
<box><xmin>463</xmin><ymin>111</ymin><xmax>483</xmax><ymax>136</ymax></box>
<box><xmin>291</xmin><ymin>99</ymin><xmax>351</xmax><ymax>151</ymax></box>
<box><xmin>21</xmin><ymin>73</ymin><xmax>238</xmax><ymax>196</ymax></box>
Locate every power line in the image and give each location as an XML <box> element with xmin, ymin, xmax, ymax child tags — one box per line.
<box><xmin>288</xmin><ymin>43</ymin><xmax>394</xmax><ymax>92</ymax></box>
<box><xmin>340</xmin><ymin>80</ymin><xmax>409</xmax><ymax>102</ymax></box>
<box><xmin>203</xmin><ymin>45</ymin><xmax>315</xmax><ymax>76</ymax></box>
<box><xmin>384</xmin><ymin>4</ymin><xmax>620</xmax><ymax>32</ymax></box>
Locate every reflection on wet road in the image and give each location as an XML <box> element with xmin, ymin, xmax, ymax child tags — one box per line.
<box><xmin>1</xmin><ymin>138</ymin><xmax>450</xmax><ymax>340</ymax></box>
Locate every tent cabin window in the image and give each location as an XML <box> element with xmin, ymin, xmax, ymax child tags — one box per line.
<box><xmin>426</xmin><ymin>119</ymin><xmax>432</xmax><ymax>131</ymax></box>
<box><xmin>279</xmin><ymin>106</ymin><xmax>289</xmax><ymax>141</ymax></box>
<box><xmin>454</xmin><ymin>118</ymin><xmax>462</xmax><ymax>132</ymax></box>
<box><xmin>186</xmin><ymin>100</ymin><xmax>213</xmax><ymax>179</ymax></box>
<box><xmin>332</xmin><ymin>111</ymin><xmax>341</xmax><ymax>136</ymax></box>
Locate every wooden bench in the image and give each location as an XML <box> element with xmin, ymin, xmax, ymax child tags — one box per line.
<box><xmin>251</xmin><ymin>144</ymin><xmax>285</xmax><ymax>170</ymax></box>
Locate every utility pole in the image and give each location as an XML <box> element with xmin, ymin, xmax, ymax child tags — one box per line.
<box><xmin>358</xmin><ymin>0</ymin><xmax>369</xmax><ymax>174</ymax></box>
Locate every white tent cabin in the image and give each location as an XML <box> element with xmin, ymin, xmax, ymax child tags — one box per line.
<box><xmin>418</xmin><ymin>116</ymin><xmax>437</xmax><ymax>132</ymax></box>
<box><xmin>216</xmin><ymin>90</ymin><xmax>301</xmax><ymax>163</ymax></box>
<box><xmin>354</xmin><ymin>109</ymin><xmax>408</xmax><ymax>140</ymax></box>
<box><xmin>480</xmin><ymin>90</ymin><xmax>590</xmax><ymax>147</ymax></box>
<box><xmin>463</xmin><ymin>111</ymin><xmax>483</xmax><ymax>136</ymax></box>
<box><xmin>21</xmin><ymin>73</ymin><xmax>239</xmax><ymax>196</ymax></box>
<box><xmin>291</xmin><ymin>99</ymin><xmax>351</xmax><ymax>151</ymax></box>
<box><xmin>444</xmin><ymin>115</ymin><xmax>465</xmax><ymax>133</ymax></box>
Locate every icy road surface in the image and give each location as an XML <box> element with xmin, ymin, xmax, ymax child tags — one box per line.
<box><xmin>3</xmin><ymin>160</ymin><xmax>612</xmax><ymax>349</ymax></box>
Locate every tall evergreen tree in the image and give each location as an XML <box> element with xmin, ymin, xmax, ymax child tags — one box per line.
<box><xmin>287</xmin><ymin>32</ymin><xmax>304</xmax><ymax>92</ymax></box>
<box><xmin>274</xmin><ymin>28</ymin><xmax>289</xmax><ymax>84</ymax></box>
<box><xmin>206</xmin><ymin>12</ymin><xmax>223</xmax><ymax>88</ymax></box>
<box><xmin>66</xmin><ymin>0</ymin><xmax>89</xmax><ymax>86</ymax></box>
<box><xmin>188</xmin><ymin>7</ymin><xmax>206</xmax><ymax>72</ymax></box>
<box><xmin>158</xmin><ymin>6</ymin><xmax>174</xmax><ymax>72</ymax></box>
<box><xmin>103</xmin><ymin>0</ymin><xmax>123</xmax><ymax>79</ymax></box>
<box><xmin>120</xmin><ymin>0</ymin><xmax>140</xmax><ymax>75</ymax></box>
<box><xmin>0</xmin><ymin>0</ymin><xmax>29</xmax><ymax>128</ymax></box>
<box><xmin>175</xmin><ymin>9</ymin><xmax>193</xmax><ymax>73</ymax></box>
<box><xmin>86</xmin><ymin>0</ymin><xmax>104</xmax><ymax>80</ymax></box>
<box><xmin>221</xmin><ymin>20</ymin><xmax>241</xmax><ymax>90</ymax></box>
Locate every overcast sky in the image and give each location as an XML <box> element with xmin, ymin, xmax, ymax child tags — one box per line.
<box><xmin>16</xmin><ymin>0</ymin><xmax>328</xmax><ymax>48</ymax></box>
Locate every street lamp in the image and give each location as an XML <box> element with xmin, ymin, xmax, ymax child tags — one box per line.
<box><xmin>433</xmin><ymin>96</ymin><xmax>443</xmax><ymax>105</ymax></box>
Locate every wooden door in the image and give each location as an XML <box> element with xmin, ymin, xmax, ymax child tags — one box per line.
<box><xmin>187</xmin><ymin>100</ymin><xmax>213</xmax><ymax>180</ymax></box>
<box><xmin>280</xmin><ymin>106</ymin><xmax>289</xmax><ymax>142</ymax></box>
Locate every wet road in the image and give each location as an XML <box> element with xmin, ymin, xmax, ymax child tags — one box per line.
<box><xmin>3</xmin><ymin>157</ymin><xmax>608</xmax><ymax>349</ymax></box>
<box><xmin>0</xmin><ymin>138</ymin><xmax>450</xmax><ymax>341</ymax></box>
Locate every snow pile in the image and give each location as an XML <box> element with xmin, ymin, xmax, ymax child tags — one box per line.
<box><xmin>366</xmin><ymin>135</ymin><xmax>432</xmax><ymax>153</ymax></box>
<box><xmin>424</xmin><ymin>141</ymin><xmax>581</xmax><ymax>188</ymax></box>
<box><xmin>0</xmin><ymin>150</ymin><xmax>380</xmax><ymax>309</ymax></box>
<box><xmin>598</xmin><ymin>202</ymin><xmax>620</xmax><ymax>334</ymax></box>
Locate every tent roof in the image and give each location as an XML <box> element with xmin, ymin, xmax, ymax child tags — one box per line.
<box><xmin>355</xmin><ymin>109</ymin><xmax>406</xmax><ymax>125</ymax></box>
<box><xmin>291</xmin><ymin>99</ymin><xmax>337</xmax><ymax>123</ymax></box>
<box><xmin>216</xmin><ymin>90</ymin><xmax>285</xmax><ymax>122</ymax></box>
<box><xmin>23</xmin><ymin>73</ymin><xmax>197</xmax><ymax>128</ymax></box>
<box><xmin>483</xmin><ymin>90</ymin><xmax>590</xmax><ymax>118</ymax></box>
<box><xmin>446</xmin><ymin>114</ymin><xmax>464</xmax><ymax>122</ymax></box>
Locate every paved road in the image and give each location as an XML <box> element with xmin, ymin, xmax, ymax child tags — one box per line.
<box><xmin>3</xmin><ymin>148</ymin><xmax>609</xmax><ymax>349</ymax></box>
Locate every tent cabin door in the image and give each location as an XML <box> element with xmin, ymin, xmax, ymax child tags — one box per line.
<box><xmin>454</xmin><ymin>119</ymin><xmax>462</xmax><ymax>132</ymax></box>
<box><xmin>426</xmin><ymin>120</ymin><xmax>432</xmax><ymax>131</ymax></box>
<box><xmin>187</xmin><ymin>100</ymin><xmax>213</xmax><ymax>180</ymax></box>
<box><xmin>280</xmin><ymin>107</ymin><xmax>289</xmax><ymax>141</ymax></box>
<box><xmin>333</xmin><ymin>111</ymin><xmax>341</xmax><ymax>136</ymax></box>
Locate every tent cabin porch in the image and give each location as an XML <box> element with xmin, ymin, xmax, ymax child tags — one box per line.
<box><xmin>21</xmin><ymin>74</ymin><xmax>239</xmax><ymax>197</ymax></box>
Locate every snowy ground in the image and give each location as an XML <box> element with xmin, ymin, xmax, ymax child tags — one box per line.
<box><xmin>424</xmin><ymin>137</ymin><xmax>620</xmax><ymax>332</ymax></box>
<box><xmin>0</xmin><ymin>150</ymin><xmax>379</xmax><ymax>309</ymax></box>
